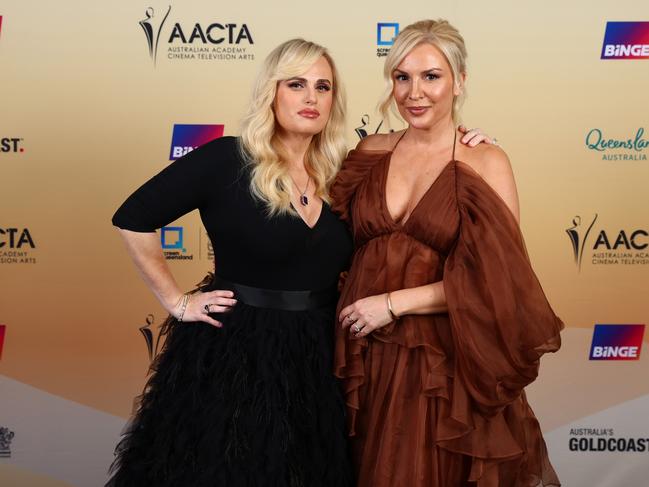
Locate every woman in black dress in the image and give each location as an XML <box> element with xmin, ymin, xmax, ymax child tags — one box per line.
<box><xmin>107</xmin><ymin>39</ymin><xmax>354</xmax><ymax>486</ymax></box>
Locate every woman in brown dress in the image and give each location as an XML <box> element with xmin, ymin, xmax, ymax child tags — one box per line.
<box><xmin>332</xmin><ymin>20</ymin><xmax>564</xmax><ymax>487</ymax></box>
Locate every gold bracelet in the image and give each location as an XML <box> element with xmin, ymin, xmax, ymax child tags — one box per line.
<box><xmin>386</xmin><ymin>292</ymin><xmax>398</xmax><ymax>320</ymax></box>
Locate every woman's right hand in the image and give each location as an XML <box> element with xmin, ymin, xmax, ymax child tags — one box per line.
<box><xmin>170</xmin><ymin>290</ymin><xmax>237</xmax><ymax>328</ymax></box>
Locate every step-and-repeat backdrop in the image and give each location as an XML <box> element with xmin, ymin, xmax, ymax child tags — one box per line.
<box><xmin>1</xmin><ymin>1</ymin><xmax>648</xmax><ymax>486</ymax></box>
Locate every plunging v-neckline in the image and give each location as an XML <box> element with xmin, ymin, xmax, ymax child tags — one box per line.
<box><xmin>382</xmin><ymin>156</ymin><xmax>455</xmax><ymax>227</ymax></box>
<box><xmin>290</xmin><ymin>200</ymin><xmax>325</xmax><ymax>230</ymax></box>
<box><xmin>382</xmin><ymin>130</ymin><xmax>457</xmax><ymax>227</ymax></box>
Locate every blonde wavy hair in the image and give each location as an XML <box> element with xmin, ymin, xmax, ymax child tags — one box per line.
<box><xmin>378</xmin><ymin>19</ymin><xmax>468</xmax><ymax>126</ymax></box>
<box><xmin>239</xmin><ymin>39</ymin><xmax>347</xmax><ymax>216</ymax></box>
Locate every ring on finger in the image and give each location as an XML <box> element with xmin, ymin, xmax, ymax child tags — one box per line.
<box><xmin>204</xmin><ymin>304</ymin><xmax>211</xmax><ymax>313</ymax></box>
<box><xmin>353</xmin><ymin>324</ymin><xmax>362</xmax><ymax>333</ymax></box>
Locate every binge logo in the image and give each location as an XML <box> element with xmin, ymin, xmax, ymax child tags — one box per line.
<box><xmin>601</xmin><ymin>22</ymin><xmax>649</xmax><ymax>59</ymax></box>
<box><xmin>589</xmin><ymin>324</ymin><xmax>645</xmax><ymax>360</ymax></box>
<box><xmin>169</xmin><ymin>124</ymin><xmax>224</xmax><ymax>160</ymax></box>
<box><xmin>161</xmin><ymin>226</ymin><xmax>184</xmax><ymax>250</ymax></box>
<box><xmin>0</xmin><ymin>324</ymin><xmax>6</xmax><ymax>360</ymax></box>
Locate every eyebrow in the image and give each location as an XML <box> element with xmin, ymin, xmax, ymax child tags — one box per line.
<box><xmin>394</xmin><ymin>68</ymin><xmax>443</xmax><ymax>74</ymax></box>
<box><xmin>287</xmin><ymin>77</ymin><xmax>332</xmax><ymax>84</ymax></box>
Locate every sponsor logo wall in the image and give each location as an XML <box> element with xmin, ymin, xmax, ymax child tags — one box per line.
<box><xmin>1</xmin><ymin>3</ymin><xmax>648</xmax><ymax>487</ymax></box>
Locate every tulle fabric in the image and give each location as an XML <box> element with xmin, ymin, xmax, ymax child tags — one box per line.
<box><xmin>107</xmin><ymin>283</ymin><xmax>353</xmax><ymax>487</ymax></box>
<box><xmin>330</xmin><ymin>149</ymin><xmax>563</xmax><ymax>487</ymax></box>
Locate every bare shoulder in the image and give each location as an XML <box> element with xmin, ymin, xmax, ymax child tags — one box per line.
<box><xmin>457</xmin><ymin>143</ymin><xmax>512</xmax><ymax>178</ymax></box>
<box><xmin>457</xmin><ymin>143</ymin><xmax>520</xmax><ymax>222</ymax></box>
<box><xmin>355</xmin><ymin>130</ymin><xmax>405</xmax><ymax>151</ymax></box>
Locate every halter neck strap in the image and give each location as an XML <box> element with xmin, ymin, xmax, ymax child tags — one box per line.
<box><xmin>452</xmin><ymin>129</ymin><xmax>457</xmax><ymax>161</ymax></box>
<box><xmin>391</xmin><ymin>130</ymin><xmax>408</xmax><ymax>151</ymax></box>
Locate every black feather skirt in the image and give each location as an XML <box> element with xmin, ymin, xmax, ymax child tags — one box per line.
<box><xmin>107</xmin><ymin>301</ymin><xmax>353</xmax><ymax>487</ymax></box>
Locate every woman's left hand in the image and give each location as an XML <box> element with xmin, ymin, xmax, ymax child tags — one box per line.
<box><xmin>339</xmin><ymin>294</ymin><xmax>393</xmax><ymax>338</ymax></box>
<box><xmin>458</xmin><ymin>125</ymin><xmax>498</xmax><ymax>147</ymax></box>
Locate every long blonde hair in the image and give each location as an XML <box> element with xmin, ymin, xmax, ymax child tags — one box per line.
<box><xmin>378</xmin><ymin>19</ymin><xmax>468</xmax><ymax>126</ymax></box>
<box><xmin>239</xmin><ymin>39</ymin><xmax>347</xmax><ymax>215</ymax></box>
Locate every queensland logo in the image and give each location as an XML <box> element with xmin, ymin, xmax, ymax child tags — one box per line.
<box><xmin>377</xmin><ymin>22</ymin><xmax>399</xmax><ymax>58</ymax></box>
<box><xmin>1</xmin><ymin>137</ymin><xmax>25</xmax><ymax>154</ymax></box>
<box><xmin>161</xmin><ymin>226</ymin><xmax>193</xmax><ymax>261</ymax></box>
<box><xmin>589</xmin><ymin>324</ymin><xmax>645</xmax><ymax>360</ymax></box>
<box><xmin>0</xmin><ymin>227</ymin><xmax>37</xmax><ymax>264</ymax></box>
<box><xmin>0</xmin><ymin>427</ymin><xmax>14</xmax><ymax>458</ymax></box>
<box><xmin>169</xmin><ymin>124</ymin><xmax>224</xmax><ymax>160</ymax></box>
<box><xmin>566</xmin><ymin>215</ymin><xmax>648</xmax><ymax>269</ymax></box>
<box><xmin>0</xmin><ymin>324</ymin><xmax>6</xmax><ymax>361</ymax></box>
<box><xmin>601</xmin><ymin>21</ymin><xmax>649</xmax><ymax>60</ymax></box>
<box><xmin>585</xmin><ymin>128</ymin><xmax>648</xmax><ymax>161</ymax></box>
<box><xmin>139</xmin><ymin>6</ymin><xmax>255</xmax><ymax>65</ymax></box>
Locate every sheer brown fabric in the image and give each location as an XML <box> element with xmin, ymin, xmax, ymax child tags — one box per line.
<box><xmin>330</xmin><ymin>148</ymin><xmax>563</xmax><ymax>487</ymax></box>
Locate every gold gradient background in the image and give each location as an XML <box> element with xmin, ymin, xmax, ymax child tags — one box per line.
<box><xmin>1</xmin><ymin>0</ymin><xmax>648</xmax><ymax>484</ymax></box>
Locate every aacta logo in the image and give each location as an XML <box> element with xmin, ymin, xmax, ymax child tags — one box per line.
<box><xmin>140</xmin><ymin>6</ymin><xmax>172</xmax><ymax>65</ymax></box>
<box><xmin>589</xmin><ymin>324</ymin><xmax>645</xmax><ymax>360</ymax></box>
<box><xmin>354</xmin><ymin>114</ymin><xmax>393</xmax><ymax>140</ymax></box>
<box><xmin>0</xmin><ymin>228</ymin><xmax>35</xmax><ymax>248</ymax></box>
<box><xmin>566</xmin><ymin>215</ymin><xmax>648</xmax><ymax>269</ymax></box>
<box><xmin>169</xmin><ymin>22</ymin><xmax>253</xmax><ymax>45</ymax></box>
<box><xmin>1</xmin><ymin>138</ymin><xmax>25</xmax><ymax>154</ymax></box>
<box><xmin>139</xmin><ymin>6</ymin><xmax>254</xmax><ymax>65</ymax></box>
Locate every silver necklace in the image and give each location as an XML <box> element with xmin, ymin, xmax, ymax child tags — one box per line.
<box><xmin>290</xmin><ymin>174</ymin><xmax>311</xmax><ymax>206</ymax></box>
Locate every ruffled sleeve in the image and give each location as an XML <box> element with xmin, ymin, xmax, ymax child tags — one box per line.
<box><xmin>443</xmin><ymin>164</ymin><xmax>563</xmax><ymax>417</ymax></box>
<box><xmin>330</xmin><ymin>149</ymin><xmax>389</xmax><ymax>224</ymax></box>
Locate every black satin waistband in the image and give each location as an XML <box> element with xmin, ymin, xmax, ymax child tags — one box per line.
<box><xmin>211</xmin><ymin>276</ymin><xmax>338</xmax><ymax>311</ymax></box>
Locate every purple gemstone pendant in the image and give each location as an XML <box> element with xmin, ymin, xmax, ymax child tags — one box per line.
<box><xmin>300</xmin><ymin>194</ymin><xmax>309</xmax><ymax>206</ymax></box>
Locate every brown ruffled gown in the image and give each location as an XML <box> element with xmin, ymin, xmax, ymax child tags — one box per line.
<box><xmin>330</xmin><ymin>141</ymin><xmax>564</xmax><ymax>487</ymax></box>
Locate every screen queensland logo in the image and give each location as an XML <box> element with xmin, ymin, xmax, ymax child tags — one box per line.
<box><xmin>565</xmin><ymin>214</ymin><xmax>648</xmax><ymax>270</ymax></box>
<box><xmin>601</xmin><ymin>21</ymin><xmax>649</xmax><ymax>60</ymax></box>
<box><xmin>169</xmin><ymin>124</ymin><xmax>223</xmax><ymax>160</ymax></box>
<box><xmin>585</xmin><ymin>128</ymin><xmax>648</xmax><ymax>161</ymax></box>
<box><xmin>160</xmin><ymin>226</ymin><xmax>193</xmax><ymax>261</ymax></box>
<box><xmin>589</xmin><ymin>324</ymin><xmax>645</xmax><ymax>360</ymax></box>
<box><xmin>139</xmin><ymin>5</ymin><xmax>255</xmax><ymax>66</ymax></box>
<box><xmin>377</xmin><ymin>22</ymin><xmax>399</xmax><ymax>58</ymax></box>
